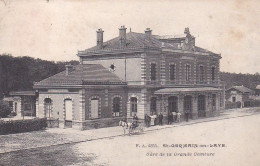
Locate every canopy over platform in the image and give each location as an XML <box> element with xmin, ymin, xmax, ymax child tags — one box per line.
<box><xmin>154</xmin><ymin>87</ymin><xmax>222</xmax><ymax>95</ymax></box>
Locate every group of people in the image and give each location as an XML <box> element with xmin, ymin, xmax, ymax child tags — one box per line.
<box><xmin>143</xmin><ymin>111</ymin><xmax>182</xmax><ymax>127</ymax></box>
<box><xmin>167</xmin><ymin>111</ymin><xmax>182</xmax><ymax>124</ymax></box>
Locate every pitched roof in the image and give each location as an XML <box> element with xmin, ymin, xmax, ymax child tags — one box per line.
<box><xmin>256</xmin><ymin>85</ymin><xmax>260</xmax><ymax>89</ymax></box>
<box><xmin>86</xmin><ymin>32</ymin><xmax>178</xmax><ymax>51</ymax></box>
<box><xmin>80</xmin><ymin>32</ymin><xmax>217</xmax><ymax>55</ymax></box>
<box><xmin>34</xmin><ymin>64</ymin><xmax>126</xmax><ymax>88</ymax></box>
<box><xmin>227</xmin><ymin>86</ymin><xmax>253</xmax><ymax>93</ymax></box>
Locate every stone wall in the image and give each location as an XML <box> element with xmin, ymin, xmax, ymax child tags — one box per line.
<box><xmin>75</xmin><ymin>117</ymin><xmax>123</xmax><ymax>130</ymax></box>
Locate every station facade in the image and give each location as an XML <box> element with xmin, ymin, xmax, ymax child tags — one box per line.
<box><xmin>34</xmin><ymin>26</ymin><xmax>224</xmax><ymax>130</ymax></box>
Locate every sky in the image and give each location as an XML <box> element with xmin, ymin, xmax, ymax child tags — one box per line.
<box><xmin>0</xmin><ymin>0</ymin><xmax>259</xmax><ymax>74</ymax></box>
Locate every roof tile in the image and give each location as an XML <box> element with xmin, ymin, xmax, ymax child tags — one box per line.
<box><xmin>34</xmin><ymin>64</ymin><xmax>125</xmax><ymax>87</ymax></box>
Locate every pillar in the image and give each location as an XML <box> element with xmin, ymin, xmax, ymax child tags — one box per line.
<box><xmin>178</xmin><ymin>94</ymin><xmax>184</xmax><ymax>120</ymax></box>
<box><xmin>160</xmin><ymin>54</ymin><xmax>166</xmax><ymax>85</ymax></box>
<box><xmin>205</xmin><ymin>93</ymin><xmax>211</xmax><ymax>117</ymax></box>
<box><xmin>192</xmin><ymin>93</ymin><xmax>198</xmax><ymax>119</ymax></box>
<box><xmin>137</xmin><ymin>88</ymin><xmax>147</xmax><ymax>122</ymax></box>
<box><xmin>73</xmin><ymin>89</ymin><xmax>86</xmax><ymax>130</ymax></box>
<box><xmin>141</xmin><ymin>53</ymin><xmax>147</xmax><ymax>85</ymax></box>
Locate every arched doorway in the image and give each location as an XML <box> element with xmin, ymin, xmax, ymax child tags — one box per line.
<box><xmin>198</xmin><ymin>95</ymin><xmax>206</xmax><ymax>117</ymax></box>
<box><xmin>64</xmin><ymin>99</ymin><xmax>73</xmax><ymax>128</ymax></box>
<box><xmin>44</xmin><ymin>98</ymin><xmax>53</xmax><ymax>118</ymax></box>
<box><xmin>168</xmin><ymin>96</ymin><xmax>178</xmax><ymax>113</ymax></box>
<box><xmin>130</xmin><ymin>97</ymin><xmax>137</xmax><ymax>116</ymax></box>
<box><xmin>184</xmin><ymin>95</ymin><xmax>192</xmax><ymax>119</ymax></box>
<box><xmin>112</xmin><ymin>97</ymin><xmax>121</xmax><ymax>117</ymax></box>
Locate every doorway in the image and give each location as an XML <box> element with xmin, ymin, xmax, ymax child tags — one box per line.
<box><xmin>184</xmin><ymin>95</ymin><xmax>192</xmax><ymax>118</ymax></box>
<box><xmin>198</xmin><ymin>95</ymin><xmax>206</xmax><ymax>117</ymax></box>
<box><xmin>91</xmin><ymin>98</ymin><xmax>99</xmax><ymax>119</ymax></box>
<box><xmin>65</xmin><ymin>99</ymin><xmax>73</xmax><ymax>128</ymax></box>
<box><xmin>168</xmin><ymin>96</ymin><xmax>178</xmax><ymax>113</ymax></box>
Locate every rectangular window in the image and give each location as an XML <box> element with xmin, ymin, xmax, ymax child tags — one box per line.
<box><xmin>14</xmin><ymin>102</ymin><xmax>17</xmax><ymax>113</ymax></box>
<box><xmin>212</xmin><ymin>66</ymin><xmax>216</xmax><ymax>81</ymax></box>
<box><xmin>199</xmin><ymin>66</ymin><xmax>204</xmax><ymax>82</ymax></box>
<box><xmin>151</xmin><ymin>63</ymin><xmax>156</xmax><ymax>81</ymax></box>
<box><xmin>170</xmin><ymin>64</ymin><xmax>176</xmax><ymax>80</ymax></box>
<box><xmin>185</xmin><ymin>64</ymin><xmax>191</xmax><ymax>81</ymax></box>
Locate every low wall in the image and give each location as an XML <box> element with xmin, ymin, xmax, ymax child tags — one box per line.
<box><xmin>78</xmin><ymin>117</ymin><xmax>123</xmax><ymax>130</ymax></box>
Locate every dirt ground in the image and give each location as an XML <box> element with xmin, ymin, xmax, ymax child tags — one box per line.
<box><xmin>0</xmin><ymin>108</ymin><xmax>259</xmax><ymax>166</ymax></box>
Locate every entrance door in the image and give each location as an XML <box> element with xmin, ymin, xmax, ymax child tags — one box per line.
<box><xmin>184</xmin><ymin>96</ymin><xmax>192</xmax><ymax>118</ymax></box>
<box><xmin>65</xmin><ymin>99</ymin><xmax>73</xmax><ymax>127</ymax></box>
<box><xmin>91</xmin><ymin>99</ymin><xmax>99</xmax><ymax>118</ymax></box>
<box><xmin>198</xmin><ymin>95</ymin><xmax>206</xmax><ymax>117</ymax></box>
<box><xmin>168</xmin><ymin>96</ymin><xmax>178</xmax><ymax>113</ymax></box>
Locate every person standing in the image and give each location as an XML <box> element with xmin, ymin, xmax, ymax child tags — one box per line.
<box><xmin>145</xmin><ymin>114</ymin><xmax>150</xmax><ymax>127</ymax></box>
<box><xmin>176</xmin><ymin>111</ymin><xmax>181</xmax><ymax>123</ymax></box>
<box><xmin>184</xmin><ymin>110</ymin><xmax>189</xmax><ymax>122</ymax></box>
<box><xmin>150</xmin><ymin>112</ymin><xmax>156</xmax><ymax>126</ymax></box>
<box><xmin>168</xmin><ymin>112</ymin><xmax>173</xmax><ymax>125</ymax></box>
<box><xmin>172</xmin><ymin>111</ymin><xmax>177</xmax><ymax>123</ymax></box>
<box><xmin>133</xmin><ymin>113</ymin><xmax>139</xmax><ymax>128</ymax></box>
<box><xmin>159</xmin><ymin>112</ymin><xmax>163</xmax><ymax>125</ymax></box>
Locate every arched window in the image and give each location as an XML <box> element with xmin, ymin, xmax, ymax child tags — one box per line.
<box><xmin>113</xmin><ymin>97</ymin><xmax>121</xmax><ymax>117</ymax></box>
<box><xmin>130</xmin><ymin>97</ymin><xmax>137</xmax><ymax>116</ymax></box>
<box><xmin>44</xmin><ymin>98</ymin><xmax>53</xmax><ymax>118</ymax></box>
<box><xmin>150</xmin><ymin>97</ymin><xmax>157</xmax><ymax>114</ymax></box>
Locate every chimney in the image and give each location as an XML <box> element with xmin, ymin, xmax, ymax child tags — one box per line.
<box><xmin>97</xmin><ymin>28</ymin><xmax>104</xmax><ymax>49</ymax></box>
<box><xmin>65</xmin><ymin>64</ymin><xmax>73</xmax><ymax>75</ymax></box>
<box><xmin>145</xmin><ymin>28</ymin><xmax>152</xmax><ymax>40</ymax></box>
<box><xmin>119</xmin><ymin>25</ymin><xmax>127</xmax><ymax>47</ymax></box>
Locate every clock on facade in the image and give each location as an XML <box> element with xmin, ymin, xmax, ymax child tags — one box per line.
<box><xmin>109</xmin><ymin>64</ymin><xmax>116</xmax><ymax>72</ymax></box>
